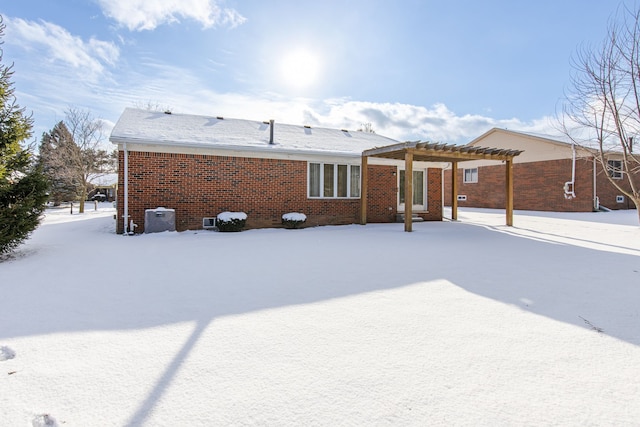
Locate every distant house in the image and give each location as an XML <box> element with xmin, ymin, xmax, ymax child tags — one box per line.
<box><xmin>88</xmin><ymin>173</ymin><xmax>118</xmax><ymax>202</ymax></box>
<box><xmin>444</xmin><ymin>128</ymin><xmax>638</xmax><ymax>212</ymax></box>
<box><xmin>109</xmin><ymin>108</ymin><xmax>448</xmax><ymax>233</ymax></box>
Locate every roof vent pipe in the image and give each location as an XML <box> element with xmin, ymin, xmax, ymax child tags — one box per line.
<box><xmin>269</xmin><ymin>119</ymin><xmax>274</xmax><ymax>144</ymax></box>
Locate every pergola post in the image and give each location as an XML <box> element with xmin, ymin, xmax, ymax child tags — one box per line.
<box><xmin>404</xmin><ymin>150</ymin><xmax>413</xmax><ymax>232</ymax></box>
<box><xmin>360</xmin><ymin>154</ymin><xmax>368</xmax><ymax>225</ymax></box>
<box><xmin>451</xmin><ymin>161</ymin><xmax>458</xmax><ymax>221</ymax></box>
<box><xmin>506</xmin><ymin>159</ymin><xmax>514</xmax><ymax>226</ymax></box>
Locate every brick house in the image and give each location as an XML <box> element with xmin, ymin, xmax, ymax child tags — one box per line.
<box><xmin>110</xmin><ymin>108</ymin><xmax>445</xmax><ymax>233</ymax></box>
<box><xmin>444</xmin><ymin>128</ymin><xmax>639</xmax><ymax>212</ymax></box>
<box><xmin>88</xmin><ymin>173</ymin><xmax>117</xmax><ymax>202</ymax></box>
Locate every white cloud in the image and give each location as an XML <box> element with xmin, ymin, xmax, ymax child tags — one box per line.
<box><xmin>99</xmin><ymin>60</ymin><xmax>560</xmax><ymax>145</ymax></box>
<box><xmin>5</xmin><ymin>17</ymin><xmax>119</xmax><ymax>78</ymax></box>
<box><xmin>8</xmin><ymin>49</ymin><xmax>560</xmax><ymax>148</ymax></box>
<box><xmin>253</xmin><ymin>99</ymin><xmax>561</xmax><ymax>144</ymax></box>
<box><xmin>155</xmin><ymin>92</ymin><xmax>561</xmax><ymax>145</ymax></box>
<box><xmin>96</xmin><ymin>0</ymin><xmax>247</xmax><ymax>31</ymax></box>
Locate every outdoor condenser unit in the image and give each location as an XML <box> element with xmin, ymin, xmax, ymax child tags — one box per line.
<box><xmin>144</xmin><ymin>207</ymin><xmax>176</xmax><ymax>233</ymax></box>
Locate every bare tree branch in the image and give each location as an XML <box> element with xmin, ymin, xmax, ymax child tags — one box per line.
<box><xmin>562</xmin><ymin>5</ymin><xmax>640</xmax><ymax>222</ymax></box>
<box><xmin>63</xmin><ymin>107</ymin><xmax>112</xmax><ymax>213</ymax></box>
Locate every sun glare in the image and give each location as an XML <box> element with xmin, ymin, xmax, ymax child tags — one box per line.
<box><xmin>280</xmin><ymin>49</ymin><xmax>320</xmax><ymax>89</ymax></box>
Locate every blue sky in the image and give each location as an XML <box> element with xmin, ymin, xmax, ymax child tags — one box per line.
<box><xmin>0</xmin><ymin>0</ymin><xmax>621</xmax><ymax>145</ymax></box>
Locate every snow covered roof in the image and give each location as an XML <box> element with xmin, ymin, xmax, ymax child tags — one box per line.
<box><xmin>109</xmin><ymin>108</ymin><xmax>399</xmax><ymax>157</ymax></box>
<box><xmin>91</xmin><ymin>173</ymin><xmax>118</xmax><ymax>187</ymax></box>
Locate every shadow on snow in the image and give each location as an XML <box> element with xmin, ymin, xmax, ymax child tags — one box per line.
<box><xmin>1</xmin><ymin>211</ymin><xmax>638</xmax><ymax>425</ymax></box>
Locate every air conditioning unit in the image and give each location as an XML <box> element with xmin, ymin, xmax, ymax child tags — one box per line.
<box><xmin>616</xmin><ymin>195</ymin><xmax>625</xmax><ymax>203</ymax></box>
<box><xmin>457</xmin><ymin>195</ymin><xmax>467</xmax><ymax>201</ymax></box>
<box><xmin>144</xmin><ymin>207</ymin><xmax>176</xmax><ymax>233</ymax></box>
<box><xmin>202</xmin><ymin>217</ymin><xmax>216</xmax><ymax>229</ymax></box>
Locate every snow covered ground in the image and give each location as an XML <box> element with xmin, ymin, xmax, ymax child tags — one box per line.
<box><xmin>1</xmin><ymin>204</ymin><xmax>639</xmax><ymax>426</ymax></box>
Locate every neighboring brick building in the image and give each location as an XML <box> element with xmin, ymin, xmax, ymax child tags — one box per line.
<box><xmin>110</xmin><ymin>108</ymin><xmax>444</xmax><ymax>233</ymax></box>
<box><xmin>444</xmin><ymin>128</ymin><xmax>639</xmax><ymax>212</ymax></box>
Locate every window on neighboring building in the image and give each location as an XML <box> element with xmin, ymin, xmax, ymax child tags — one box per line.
<box><xmin>308</xmin><ymin>162</ymin><xmax>360</xmax><ymax>198</ymax></box>
<box><xmin>607</xmin><ymin>160</ymin><xmax>623</xmax><ymax>179</ymax></box>
<box><xmin>463</xmin><ymin>168</ymin><xmax>478</xmax><ymax>183</ymax></box>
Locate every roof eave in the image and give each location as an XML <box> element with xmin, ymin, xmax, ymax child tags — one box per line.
<box><xmin>109</xmin><ymin>136</ymin><xmax>364</xmax><ymax>159</ymax></box>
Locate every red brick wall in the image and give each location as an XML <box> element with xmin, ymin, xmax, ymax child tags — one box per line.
<box><xmin>363</xmin><ymin>166</ymin><xmax>442</xmax><ymax>222</ymax></box>
<box><xmin>116</xmin><ymin>152</ymin><xmax>442</xmax><ymax>233</ymax></box>
<box><xmin>595</xmin><ymin>162</ymin><xmax>639</xmax><ymax>210</ymax></box>
<box><xmin>444</xmin><ymin>158</ymin><xmax>595</xmax><ymax>212</ymax></box>
<box><xmin>424</xmin><ymin>168</ymin><xmax>443</xmax><ymax>221</ymax></box>
<box><xmin>366</xmin><ymin>165</ymin><xmax>398</xmax><ymax>223</ymax></box>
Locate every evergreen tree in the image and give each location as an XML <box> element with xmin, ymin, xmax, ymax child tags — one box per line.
<box><xmin>39</xmin><ymin>121</ymin><xmax>82</xmax><ymax>205</ymax></box>
<box><xmin>0</xmin><ymin>16</ymin><xmax>48</xmax><ymax>255</ymax></box>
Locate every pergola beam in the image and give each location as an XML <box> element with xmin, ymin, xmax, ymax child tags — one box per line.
<box><xmin>363</xmin><ymin>142</ymin><xmax>522</xmax><ymax>163</ymax></box>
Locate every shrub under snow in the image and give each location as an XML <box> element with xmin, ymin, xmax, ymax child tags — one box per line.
<box><xmin>216</xmin><ymin>211</ymin><xmax>247</xmax><ymax>232</ymax></box>
<box><xmin>282</xmin><ymin>212</ymin><xmax>307</xmax><ymax>229</ymax></box>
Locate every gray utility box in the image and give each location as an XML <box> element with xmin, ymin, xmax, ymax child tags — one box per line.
<box><xmin>144</xmin><ymin>207</ymin><xmax>176</xmax><ymax>233</ymax></box>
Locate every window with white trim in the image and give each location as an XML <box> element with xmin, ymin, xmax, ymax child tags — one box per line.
<box><xmin>308</xmin><ymin>162</ymin><xmax>360</xmax><ymax>198</ymax></box>
<box><xmin>607</xmin><ymin>160</ymin><xmax>623</xmax><ymax>179</ymax></box>
<box><xmin>463</xmin><ymin>168</ymin><xmax>478</xmax><ymax>183</ymax></box>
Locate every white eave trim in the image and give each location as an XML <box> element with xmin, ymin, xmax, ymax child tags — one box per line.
<box><xmin>109</xmin><ymin>136</ymin><xmax>369</xmax><ymax>161</ymax></box>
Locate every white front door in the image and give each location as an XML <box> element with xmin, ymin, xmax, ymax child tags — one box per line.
<box><xmin>398</xmin><ymin>169</ymin><xmax>427</xmax><ymax>212</ymax></box>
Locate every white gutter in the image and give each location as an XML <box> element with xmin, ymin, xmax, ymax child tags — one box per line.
<box><xmin>109</xmin><ymin>136</ymin><xmax>368</xmax><ymax>159</ymax></box>
<box><xmin>123</xmin><ymin>143</ymin><xmax>129</xmax><ymax>234</ymax></box>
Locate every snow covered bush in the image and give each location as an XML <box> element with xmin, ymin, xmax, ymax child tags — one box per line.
<box><xmin>282</xmin><ymin>212</ymin><xmax>307</xmax><ymax>229</ymax></box>
<box><xmin>216</xmin><ymin>211</ymin><xmax>247</xmax><ymax>232</ymax></box>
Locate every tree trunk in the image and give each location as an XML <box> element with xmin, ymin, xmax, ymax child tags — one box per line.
<box><xmin>79</xmin><ymin>189</ymin><xmax>86</xmax><ymax>213</ymax></box>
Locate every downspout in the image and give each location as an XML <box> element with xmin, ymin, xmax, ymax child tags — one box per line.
<box><xmin>563</xmin><ymin>143</ymin><xmax>577</xmax><ymax>199</ymax></box>
<box><xmin>123</xmin><ymin>143</ymin><xmax>129</xmax><ymax>234</ymax></box>
<box><xmin>593</xmin><ymin>157</ymin><xmax>599</xmax><ymax>210</ymax></box>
